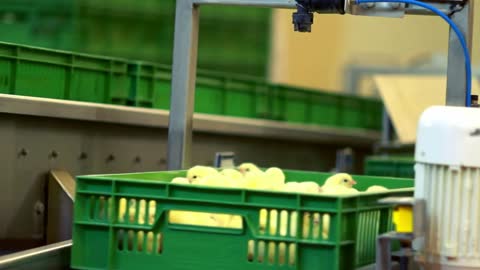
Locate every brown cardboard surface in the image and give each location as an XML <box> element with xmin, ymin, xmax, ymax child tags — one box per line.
<box><xmin>374</xmin><ymin>75</ymin><xmax>479</xmax><ymax>143</ymax></box>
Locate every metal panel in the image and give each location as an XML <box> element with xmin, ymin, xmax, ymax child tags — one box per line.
<box><xmin>0</xmin><ymin>96</ymin><xmax>375</xmax><ymax>246</ymax></box>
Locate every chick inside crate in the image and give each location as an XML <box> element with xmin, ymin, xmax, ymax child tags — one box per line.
<box><xmin>72</xmin><ymin>165</ymin><xmax>414</xmax><ymax>270</ymax></box>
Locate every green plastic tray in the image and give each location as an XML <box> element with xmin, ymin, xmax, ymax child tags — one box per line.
<box><xmin>0</xmin><ymin>42</ymin><xmax>132</xmax><ymax>105</ymax></box>
<box><xmin>71</xmin><ymin>169</ymin><xmax>413</xmax><ymax>270</ymax></box>
<box><xmin>133</xmin><ymin>63</ymin><xmax>270</xmax><ymax>119</ymax></box>
<box><xmin>0</xmin><ymin>2</ymin><xmax>75</xmax><ymax>50</ymax></box>
<box><xmin>365</xmin><ymin>156</ymin><xmax>415</xmax><ymax>179</ymax></box>
<box><xmin>270</xmin><ymin>84</ymin><xmax>382</xmax><ymax>130</ymax></box>
<box><xmin>73</xmin><ymin>0</ymin><xmax>270</xmax><ymax>76</ymax></box>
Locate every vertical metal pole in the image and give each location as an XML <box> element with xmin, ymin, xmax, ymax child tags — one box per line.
<box><xmin>167</xmin><ymin>0</ymin><xmax>199</xmax><ymax>170</ymax></box>
<box><xmin>446</xmin><ymin>1</ymin><xmax>474</xmax><ymax>106</ymax></box>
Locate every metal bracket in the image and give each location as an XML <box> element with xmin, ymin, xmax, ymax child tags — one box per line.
<box><xmin>214</xmin><ymin>152</ymin><xmax>236</xmax><ymax>168</ymax></box>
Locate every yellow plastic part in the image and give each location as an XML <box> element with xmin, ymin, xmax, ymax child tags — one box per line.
<box><xmin>393</xmin><ymin>206</ymin><xmax>413</xmax><ymax>233</ymax></box>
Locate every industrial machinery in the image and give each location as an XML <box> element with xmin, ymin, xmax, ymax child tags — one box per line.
<box><xmin>0</xmin><ymin>0</ymin><xmax>476</xmax><ymax>269</ymax></box>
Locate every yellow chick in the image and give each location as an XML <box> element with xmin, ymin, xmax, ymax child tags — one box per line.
<box><xmin>220</xmin><ymin>169</ymin><xmax>246</xmax><ymax>188</ymax></box>
<box><xmin>322</xmin><ymin>214</ymin><xmax>330</xmax><ymax>239</ymax></box>
<box><xmin>171</xmin><ymin>177</ymin><xmax>190</xmax><ymax>184</ymax></box>
<box><xmin>169</xmin><ymin>211</ymin><xmax>219</xmax><ymax>227</ymax></box>
<box><xmin>366</xmin><ymin>185</ymin><xmax>389</xmax><ymax>192</ymax></box>
<box><xmin>322</xmin><ymin>173</ymin><xmax>359</xmax><ymax>195</ymax></box>
<box><xmin>298</xmin><ymin>181</ymin><xmax>321</xmax><ymax>194</ymax></box>
<box><xmin>322</xmin><ymin>173</ymin><xmax>357</xmax><ymax>189</ymax></box>
<box><xmin>221</xmin><ymin>168</ymin><xmax>243</xmax><ymax>181</ymax></box>
<box><xmin>148</xmin><ymin>201</ymin><xmax>156</xmax><ymax>225</ymax></box>
<box><xmin>197</xmin><ymin>173</ymin><xmax>238</xmax><ymax>188</ymax></box>
<box><xmin>265</xmin><ymin>167</ymin><xmax>286</xmax><ymax>190</ymax></box>
<box><xmin>323</xmin><ymin>185</ymin><xmax>359</xmax><ymax>195</ymax></box>
<box><xmin>244</xmin><ymin>170</ymin><xmax>270</xmax><ymax>190</ymax></box>
<box><xmin>187</xmin><ymin>166</ymin><xmax>219</xmax><ymax>184</ymax></box>
<box><xmin>128</xmin><ymin>200</ymin><xmax>137</xmax><ymax>223</ymax></box>
<box><xmin>118</xmin><ymin>198</ymin><xmax>127</xmax><ymax>222</ymax></box>
<box><xmin>279</xmin><ymin>182</ymin><xmax>300</xmax><ymax>193</ymax></box>
<box><xmin>225</xmin><ymin>215</ymin><xmax>243</xmax><ymax>229</ymax></box>
<box><xmin>137</xmin><ymin>200</ymin><xmax>147</xmax><ymax>224</ymax></box>
<box><xmin>237</xmin><ymin>163</ymin><xmax>262</xmax><ymax>175</ymax></box>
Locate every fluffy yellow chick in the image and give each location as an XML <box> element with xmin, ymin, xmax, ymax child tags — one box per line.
<box><xmin>322</xmin><ymin>173</ymin><xmax>357</xmax><ymax>189</ymax></box>
<box><xmin>197</xmin><ymin>173</ymin><xmax>242</xmax><ymax>189</ymax></box>
<box><xmin>322</xmin><ymin>173</ymin><xmax>359</xmax><ymax>195</ymax></box>
<box><xmin>265</xmin><ymin>167</ymin><xmax>286</xmax><ymax>190</ymax></box>
<box><xmin>169</xmin><ymin>211</ymin><xmax>219</xmax><ymax>227</ymax></box>
<box><xmin>366</xmin><ymin>185</ymin><xmax>389</xmax><ymax>192</ymax></box>
<box><xmin>323</xmin><ymin>185</ymin><xmax>359</xmax><ymax>195</ymax></box>
<box><xmin>148</xmin><ymin>201</ymin><xmax>156</xmax><ymax>225</ymax></box>
<box><xmin>221</xmin><ymin>168</ymin><xmax>243</xmax><ymax>180</ymax></box>
<box><xmin>171</xmin><ymin>177</ymin><xmax>190</xmax><ymax>184</ymax></box>
<box><xmin>137</xmin><ymin>200</ymin><xmax>147</xmax><ymax>224</ymax></box>
<box><xmin>220</xmin><ymin>169</ymin><xmax>246</xmax><ymax>188</ymax></box>
<box><xmin>244</xmin><ymin>170</ymin><xmax>270</xmax><ymax>190</ymax></box>
<box><xmin>280</xmin><ymin>181</ymin><xmax>321</xmax><ymax>194</ymax></box>
<box><xmin>322</xmin><ymin>214</ymin><xmax>330</xmax><ymax>239</ymax></box>
<box><xmin>187</xmin><ymin>166</ymin><xmax>219</xmax><ymax>184</ymax></box>
<box><xmin>279</xmin><ymin>181</ymin><xmax>300</xmax><ymax>193</ymax></box>
<box><xmin>237</xmin><ymin>163</ymin><xmax>262</xmax><ymax>175</ymax></box>
<box><xmin>118</xmin><ymin>198</ymin><xmax>127</xmax><ymax>222</ymax></box>
<box><xmin>128</xmin><ymin>200</ymin><xmax>137</xmax><ymax>223</ymax></box>
<box><xmin>298</xmin><ymin>181</ymin><xmax>321</xmax><ymax>194</ymax></box>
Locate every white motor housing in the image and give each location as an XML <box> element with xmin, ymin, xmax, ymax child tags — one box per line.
<box><xmin>415</xmin><ymin>106</ymin><xmax>480</xmax><ymax>269</ymax></box>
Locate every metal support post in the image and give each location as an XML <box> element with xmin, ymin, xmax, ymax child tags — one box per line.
<box><xmin>446</xmin><ymin>1</ymin><xmax>474</xmax><ymax>106</ymax></box>
<box><xmin>167</xmin><ymin>0</ymin><xmax>295</xmax><ymax>169</ymax></box>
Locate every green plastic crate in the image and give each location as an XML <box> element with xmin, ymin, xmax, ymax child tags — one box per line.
<box><xmin>339</xmin><ymin>96</ymin><xmax>366</xmax><ymax>129</ymax></box>
<box><xmin>282</xmin><ymin>87</ymin><xmax>311</xmax><ymax>123</ymax></box>
<box><xmin>73</xmin><ymin>0</ymin><xmax>270</xmax><ymax>77</ymax></box>
<box><xmin>365</xmin><ymin>156</ymin><xmax>415</xmax><ymax>178</ymax></box>
<box><xmin>71</xmin><ymin>169</ymin><xmax>414</xmax><ymax>270</ymax></box>
<box><xmin>0</xmin><ymin>3</ymin><xmax>75</xmax><ymax>50</ymax></box>
<box><xmin>339</xmin><ymin>95</ymin><xmax>383</xmax><ymax>130</ymax></box>
<box><xmin>132</xmin><ymin>63</ymin><xmax>269</xmax><ymax>119</ymax></box>
<box><xmin>270</xmin><ymin>85</ymin><xmax>383</xmax><ymax>130</ymax></box>
<box><xmin>0</xmin><ymin>42</ymin><xmax>132</xmax><ymax>105</ymax></box>
<box><xmin>310</xmin><ymin>92</ymin><xmax>341</xmax><ymax>127</ymax></box>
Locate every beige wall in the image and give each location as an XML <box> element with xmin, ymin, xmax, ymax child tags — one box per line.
<box><xmin>269</xmin><ymin>6</ymin><xmax>480</xmax><ymax>94</ymax></box>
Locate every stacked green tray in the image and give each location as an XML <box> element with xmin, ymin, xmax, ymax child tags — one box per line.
<box><xmin>71</xmin><ymin>169</ymin><xmax>414</xmax><ymax>270</ymax></box>
<box><xmin>364</xmin><ymin>156</ymin><xmax>415</xmax><ymax>178</ymax></box>
<box><xmin>0</xmin><ymin>42</ymin><xmax>132</xmax><ymax>105</ymax></box>
<box><xmin>269</xmin><ymin>85</ymin><xmax>383</xmax><ymax>130</ymax></box>
<box><xmin>0</xmin><ymin>1</ymin><xmax>75</xmax><ymax>50</ymax></box>
<box><xmin>131</xmin><ymin>63</ymin><xmax>271</xmax><ymax>119</ymax></box>
<box><xmin>0</xmin><ymin>0</ymin><xmax>271</xmax><ymax>76</ymax></box>
<box><xmin>0</xmin><ymin>41</ymin><xmax>384</xmax><ymax>131</ymax></box>
<box><xmin>75</xmin><ymin>0</ymin><xmax>270</xmax><ymax>76</ymax></box>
